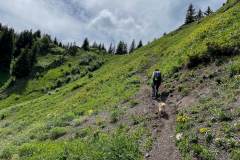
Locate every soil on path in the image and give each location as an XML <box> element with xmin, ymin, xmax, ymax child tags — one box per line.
<box><xmin>134</xmin><ymin>75</ymin><xmax>181</xmax><ymax>160</ymax></box>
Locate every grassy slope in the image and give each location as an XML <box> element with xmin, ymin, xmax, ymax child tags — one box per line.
<box><xmin>0</xmin><ymin>1</ymin><xmax>240</xmax><ymax>159</ymax></box>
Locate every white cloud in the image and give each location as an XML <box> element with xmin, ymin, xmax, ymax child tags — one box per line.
<box><xmin>0</xmin><ymin>0</ymin><xmax>226</xmax><ymax>46</ymax></box>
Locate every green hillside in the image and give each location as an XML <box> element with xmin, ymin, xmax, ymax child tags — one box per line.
<box><xmin>0</xmin><ymin>0</ymin><xmax>240</xmax><ymax>159</ymax></box>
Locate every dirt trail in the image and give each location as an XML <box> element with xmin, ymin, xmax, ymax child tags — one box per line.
<box><xmin>135</xmin><ymin>75</ymin><xmax>181</xmax><ymax>160</ymax></box>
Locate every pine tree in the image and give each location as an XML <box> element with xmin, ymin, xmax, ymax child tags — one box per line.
<box><xmin>137</xmin><ymin>40</ymin><xmax>143</xmax><ymax>49</ymax></box>
<box><xmin>82</xmin><ymin>38</ymin><xmax>90</xmax><ymax>51</ymax></box>
<box><xmin>98</xmin><ymin>43</ymin><xmax>102</xmax><ymax>51</ymax></box>
<box><xmin>129</xmin><ymin>40</ymin><xmax>136</xmax><ymax>53</ymax></box>
<box><xmin>123</xmin><ymin>42</ymin><xmax>128</xmax><ymax>54</ymax></box>
<box><xmin>33</xmin><ymin>30</ymin><xmax>41</xmax><ymax>39</ymax></box>
<box><xmin>108</xmin><ymin>43</ymin><xmax>115</xmax><ymax>54</ymax></box>
<box><xmin>116</xmin><ymin>41</ymin><xmax>124</xmax><ymax>55</ymax></box>
<box><xmin>14</xmin><ymin>30</ymin><xmax>34</xmax><ymax>57</ymax></box>
<box><xmin>0</xmin><ymin>28</ymin><xmax>14</xmax><ymax>71</ymax></box>
<box><xmin>185</xmin><ymin>4</ymin><xmax>196</xmax><ymax>24</ymax></box>
<box><xmin>205</xmin><ymin>6</ymin><xmax>213</xmax><ymax>16</ymax></box>
<box><xmin>196</xmin><ymin>9</ymin><xmax>204</xmax><ymax>21</ymax></box>
<box><xmin>92</xmin><ymin>41</ymin><xmax>98</xmax><ymax>48</ymax></box>
<box><xmin>12</xmin><ymin>48</ymin><xmax>32</xmax><ymax>78</ymax></box>
<box><xmin>53</xmin><ymin>37</ymin><xmax>58</xmax><ymax>45</ymax></box>
<box><xmin>101</xmin><ymin>44</ymin><xmax>106</xmax><ymax>52</ymax></box>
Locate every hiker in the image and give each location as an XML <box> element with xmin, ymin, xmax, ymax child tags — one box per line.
<box><xmin>151</xmin><ymin>69</ymin><xmax>162</xmax><ymax>98</ymax></box>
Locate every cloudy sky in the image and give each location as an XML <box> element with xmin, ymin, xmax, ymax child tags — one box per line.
<box><xmin>0</xmin><ymin>0</ymin><xmax>226</xmax><ymax>45</ymax></box>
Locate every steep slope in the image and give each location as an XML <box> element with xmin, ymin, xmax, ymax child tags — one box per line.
<box><xmin>0</xmin><ymin>1</ymin><xmax>240</xmax><ymax>160</ymax></box>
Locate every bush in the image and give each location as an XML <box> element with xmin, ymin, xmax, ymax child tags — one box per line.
<box><xmin>99</xmin><ymin>132</ymin><xmax>142</xmax><ymax>160</ymax></box>
<box><xmin>186</xmin><ymin>43</ymin><xmax>240</xmax><ymax>69</ymax></box>
<box><xmin>110</xmin><ymin>110</ymin><xmax>120</xmax><ymax>123</ymax></box>
<box><xmin>0</xmin><ymin>147</ymin><xmax>14</xmax><ymax>160</ymax></box>
<box><xmin>218</xmin><ymin>111</ymin><xmax>232</xmax><ymax>122</ymax></box>
<box><xmin>229</xmin><ymin>60</ymin><xmax>240</xmax><ymax>77</ymax></box>
<box><xmin>75</xmin><ymin>128</ymin><xmax>88</xmax><ymax>138</ymax></box>
<box><xmin>192</xmin><ymin>144</ymin><xmax>215</xmax><ymax>160</ymax></box>
<box><xmin>189</xmin><ymin>133</ymin><xmax>198</xmax><ymax>144</ymax></box>
<box><xmin>205</xmin><ymin>132</ymin><xmax>214</xmax><ymax>144</ymax></box>
<box><xmin>231</xmin><ymin>149</ymin><xmax>240</xmax><ymax>160</ymax></box>
<box><xmin>19</xmin><ymin>144</ymin><xmax>38</xmax><ymax>158</ymax></box>
<box><xmin>0</xmin><ymin>114</ymin><xmax>6</xmax><ymax>120</ymax></box>
<box><xmin>49</xmin><ymin>127</ymin><xmax>67</xmax><ymax>140</ymax></box>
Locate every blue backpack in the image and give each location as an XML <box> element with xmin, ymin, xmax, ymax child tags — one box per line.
<box><xmin>154</xmin><ymin>71</ymin><xmax>162</xmax><ymax>82</ymax></box>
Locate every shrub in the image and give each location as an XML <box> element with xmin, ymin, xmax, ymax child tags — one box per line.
<box><xmin>189</xmin><ymin>133</ymin><xmax>198</xmax><ymax>144</ymax></box>
<box><xmin>49</xmin><ymin>127</ymin><xmax>67</xmax><ymax>140</ymax></box>
<box><xmin>192</xmin><ymin>144</ymin><xmax>215</xmax><ymax>160</ymax></box>
<box><xmin>0</xmin><ymin>114</ymin><xmax>6</xmax><ymax>120</ymax></box>
<box><xmin>177</xmin><ymin>137</ymin><xmax>191</xmax><ymax>155</ymax></box>
<box><xmin>0</xmin><ymin>147</ymin><xmax>14</xmax><ymax>160</ymax></box>
<box><xmin>218</xmin><ymin>111</ymin><xmax>232</xmax><ymax>122</ymax></box>
<box><xmin>131</xmin><ymin>115</ymin><xmax>145</xmax><ymax>125</ymax></box>
<box><xmin>19</xmin><ymin>144</ymin><xmax>38</xmax><ymax>158</ymax></box>
<box><xmin>72</xmin><ymin>117</ymin><xmax>87</xmax><ymax>127</ymax></box>
<box><xmin>110</xmin><ymin>110</ymin><xmax>120</xmax><ymax>123</ymax></box>
<box><xmin>55</xmin><ymin>79</ymin><xmax>63</xmax><ymax>88</ymax></box>
<box><xmin>99</xmin><ymin>132</ymin><xmax>142</xmax><ymax>160</ymax></box>
<box><xmin>230</xmin><ymin>61</ymin><xmax>240</xmax><ymax>77</ymax></box>
<box><xmin>205</xmin><ymin>132</ymin><xmax>214</xmax><ymax>144</ymax></box>
<box><xmin>75</xmin><ymin>128</ymin><xmax>88</xmax><ymax>138</ymax></box>
<box><xmin>231</xmin><ymin>149</ymin><xmax>240</xmax><ymax>160</ymax></box>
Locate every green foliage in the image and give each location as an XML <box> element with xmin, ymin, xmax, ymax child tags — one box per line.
<box><xmin>0</xmin><ymin>71</ymin><xmax>9</xmax><ymax>87</ymax></box>
<box><xmin>231</xmin><ymin>149</ymin><xmax>240</xmax><ymax>160</ymax></box>
<box><xmin>229</xmin><ymin>57</ymin><xmax>240</xmax><ymax>77</ymax></box>
<box><xmin>192</xmin><ymin>144</ymin><xmax>215</xmax><ymax>160</ymax></box>
<box><xmin>185</xmin><ymin>4</ymin><xmax>196</xmax><ymax>24</ymax></box>
<box><xmin>49</xmin><ymin>127</ymin><xmax>67</xmax><ymax>140</ymax></box>
<box><xmin>116</xmin><ymin>41</ymin><xmax>128</xmax><ymax>55</ymax></box>
<box><xmin>82</xmin><ymin>38</ymin><xmax>90</xmax><ymax>51</ymax></box>
<box><xmin>0</xmin><ymin>146</ymin><xmax>15</xmax><ymax>160</ymax></box>
<box><xmin>110</xmin><ymin>110</ymin><xmax>121</xmax><ymax>123</ymax></box>
<box><xmin>0</xmin><ymin>26</ymin><xmax>14</xmax><ymax>71</ymax></box>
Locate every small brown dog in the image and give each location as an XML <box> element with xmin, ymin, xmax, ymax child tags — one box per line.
<box><xmin>158</xmin><ymin>102</ymin><xmax>166</xmax><ymax>115</ymax></box>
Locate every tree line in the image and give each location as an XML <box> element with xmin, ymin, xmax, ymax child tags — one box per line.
<box><xmin>0</xmin><ymin>23</ymin><xmax>64</xmax><ymax>78</ymax></box>
<box><xmin>185</xmin><ymin>4</ymin><xmax>213</xmax><ymax>24</ymax></box>
<box><xmin>0</xmin><ymin>23</ymin><xmax>144</xmax><ymax>80</ymax></box>
<box><xmin>81</xmin><ymin>38</ymin><xmax>143</xmax><ymax>55</ymax></box>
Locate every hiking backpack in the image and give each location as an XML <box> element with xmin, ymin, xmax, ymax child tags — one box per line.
<box><xmin>154</xmin><ymin>71</ymin><xmax>162</xmax><ymax>82</ymax></box>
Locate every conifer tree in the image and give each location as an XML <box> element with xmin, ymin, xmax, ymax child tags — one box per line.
<box><xmin>92</xmin><ymin>41</ymin><xmax>98</xmax><ymax>48</ymax></box>
<box><xmin>101</xmin><ymin>44</ymin><xmax>106</xmax><ymax>52</ymax></box>
<box><xmin>196</xmin><ymin>9</ymin><xmax>204</xmax><ymax>21</ymax></box>
<box><xmin>12</xmin><ymin>48</ymin><xmax>32</xmax><ymax>78</ymax></box>
<box><xmin>82</xmin><ymin>38</ymin><xmax>90</xmax><ymax>51</ymax></box>
<box><xmin>129</xmin><ymin>40</ymin><xmax>136</xmax><ymax>53</ymax></box>
<box><xmin>0</xmin><ymin>28</ymin><xmax>14</xmax><ymax>70</ymax></box>
<box><xmin>108</xmin><ymin>43</ymin><xmax>115</xmax><ymax>54</ymax></box>
<box><xmin>98</xmin><ymin>43</ymin><xmax>102</xmax><ymax>51</ymax></box>
<box><xmin>137</xmin><ymin>40</ymin><xmax>143</xmax><ymax>49</ymax></box>
<box><xmin>185</xmin><ymin>4</ymin><xmax>196</xmax><ymax>24</ymax></box>
<box><xmin>116</xmin><ymin>41</ymin><xmax>124</xmax><ymax>55</ymax></box>
<box><xmin>54</xmin><ymin>37</ymin><xmax>58</xmax><ymax>45</ymax></box>
<box><xmin>123</xmin><ymin>42</ymin><xmax>128</xmax><ymax>54</ymax></box>
<box><xmin>205</xmin><ymin>6</ymin><xmax>213</xmax><ymax>16</ymax></box>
